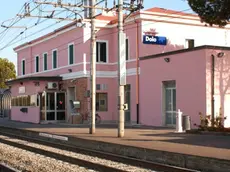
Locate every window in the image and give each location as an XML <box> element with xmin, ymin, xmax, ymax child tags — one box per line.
<box><xmin>68</xmin><ymin>44</ymin><xmax>74</xmax><ymax>65</ymax></box>
<box><xmin>186</xmin><ymin>39</ymin><xmax>195</xmax><ymax>49</ymax></box>
<box><xmin>21</xmin><ymin>59</ymin><xmax>25</xmax><ymax>75</ymax></box>
<box><xmin>43</xmin><ymin>53</ymin><xmax>48</xmax><ymax>71</ymax></box>
<box><xmin>11</xmin><ymin>94</ymin><xmax>38</xmax><ymax>107</ymax></box>
<box><xmin>96</xmin><ymin>41</ymin><xmax>107</xmax><ymax>63</ymax></box>
<box><xmin>52</xmin><ymin>50</ymin><xmax>57</xmax><ymax>69</ymax></box>
<box><xmin>126</xmin><ymin>38</ymin><xmax>129</xmax><ymax>60</ymax></box>
<box><xmin>35</xmin><ymin>56</ymin><xmax>39</xmax><ymax>72</ymax></box>
<box><xmin>96</xmin><ymin>93</ymin><xmax>108</xmax><ymax>111</ymax></box>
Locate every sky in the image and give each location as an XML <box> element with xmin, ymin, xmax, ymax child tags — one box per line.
<box><xmin>0</xmin><ymin>0</ymin><xmax>192</xmax><ymax>70</ymax></box>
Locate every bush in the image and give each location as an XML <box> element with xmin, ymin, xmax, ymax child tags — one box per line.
<box><xmin>194</xmin><ymin>110</ymin><xmax>227</xmax><ymax>131</ymax></box>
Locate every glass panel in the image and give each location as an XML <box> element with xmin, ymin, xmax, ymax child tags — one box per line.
<box><xmin>165</xmin><ymin>89</ymin><xmax>172</xmax><ymax>111</ymax></box>
<box><xmin>126</xmin><ymin>38</ymin><xmax>129</xmax><ymax>60</ymax></box>
<box><xmin>96</xmin><ymin>42</ymin><xmax>99</xmax><ymax>62</ymax></box>
<box><xmin>44</xmin><ymin>53</ymin><xmax>47</xmax><ymax>70</ymax></box>
<box><xmin>47</xmin><ymin>112</ymin><xmax>55</xmax><ymax>120</ymax></box>
<box><xmin>36</xmin><ymin>56</ymin><xmax>39</xmax><ymax>72</ymax></box>
<box><xmin>57</xmin><ymin>112</ymin><xmax>65</xmax><ymax>120</ymax></box>
<box><xmin>165</xmin><ymin>113</ymin><xmax>172</xmax><ymax>125</ymax></box>
<box><xmin>172</xmin><ymin>112</ymin><xmax>176</xmax><ymax>125</ymax></box>
<box><xmin>57</xmin><ymin>93</ymin><xmax>65</xmax><ymax>110</ymax></box>
<box><xmin>53</xmin><ymin>50</ymin><xmax>57</xmax><ymax>68</ymax></box>
<box><xmin>163</xmin><ymin>80</ymin><xmax>176</xmax><ymax>88</ymax></box>
<box><xmin>69</xmin><ymin>44</ymin><xmax>74</xmax><ymax>64</ymax></box>
<box><xmin>100</xmin><ymin>42</ymin><xmax>107</xmax><ymax>62</ymax></box>
<box><xmin>47</xmin><ymin>93</ymin><xmax>55</xmax><ymax>110</ymax></box>
<box><xmin>22</xmin><ymin>60</ymin><xmax>25</xmax><ymax>75</ymax></box>
<box><xmin>172</xmin><ymin>89</ymin><xmax>176</xmax><ymax>111</ymax></box>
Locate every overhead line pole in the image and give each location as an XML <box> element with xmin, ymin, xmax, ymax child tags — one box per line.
<box><xmin>89</xmin><ymin>0</ymin><xmax>96</xmax><ymax>134</ymax></box>
<box><xmin>118</xmin><ymin>0</ymin><xmax>125</xmax><ymax>138</ymax></box>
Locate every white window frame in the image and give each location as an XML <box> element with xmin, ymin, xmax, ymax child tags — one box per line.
<box><xmin>35</xmin><ymin>55</ymin><xmax>40</xmax><ymax>73</ymax></box>
<box><xmin>96</xmin><ymin>40</ymin><xmax>109</xmax><ymax>63</ymax></box>
<box><xmin>21</xmin><ymin>59</ymin><xmax>25</xmax><ymax>76</ymax></box>
<box><xmin>68</xmin><ymin>43</ymin><xmax>75</xmax><ymax>65</ymax></box>
<box><xmin>43</xmin><ymin>52</ymin><xmax>48</xmax><ymax>71</ymax></box>
<box><xmin>52</xmin><ymin>49</ymin><xmax>58</xmax><ymax>69</ymax></box>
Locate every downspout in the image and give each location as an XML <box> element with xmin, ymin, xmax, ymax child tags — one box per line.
<box><xmin>211</xmin><ymin>54</ymin><xmax>215</xmax><ymax>127</ymax></box>
<box><xmin>30</xmin><ymin>46</ymin><xmax>32</xmax><ymax>75</ymax></box>
<box><xmin>136</xmin><ymin>20</ymin><xmax>140</xmax><ymax>124</ymax></box>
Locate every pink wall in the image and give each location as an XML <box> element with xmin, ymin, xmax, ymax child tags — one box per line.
<box><xmin>139</xmin><ymin>49</ymin><xmax>207</xmax><ymax>127</ymax></box>
<box><xmin>205</xmin><ymin>49</ymin><xmax>230</xmax><ymax>127</ymax></box>
<box><xmin>11</xmin><ymin>81</ymin><xmax>49</xmax><ymax>97</ymax></box>
<box><xmin>11</xmin><ymin>107</ymin><xmax>40</xmax><ymax>124</ymax></box>
<box><xmin>17</xmin><ymin>27</ymin><xmax>84</xmax><ymax>76</ymax></box>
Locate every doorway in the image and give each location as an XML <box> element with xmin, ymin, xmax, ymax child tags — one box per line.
<box><xmin>40</xmin><ymin>91</ymin><xmax>66</xmax><ymax>123</ymax></box>
<box><xmin>125</xmin><ymin>84</ymin><xmax>131</xmax><ymax>122</ymax></box>
<box><xmin>163</xmin><ymin>81</ymin><xmax>176</xmax><ymax>126</ymax></box>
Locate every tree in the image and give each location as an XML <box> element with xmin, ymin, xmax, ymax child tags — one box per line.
<box><xmin>0</xmin><ymin>58</ymin><xmax>16</xmax><ymax>88</ymax></box>
<box><xmin>187</xmin><ymin>0</ymin><xmax>230</xmax><ymax>27</ymax></box>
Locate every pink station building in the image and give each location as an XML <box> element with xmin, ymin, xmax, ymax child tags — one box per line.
<box><xmin>6</xmin><ymin>7</ymin><xmax>230</xmax><ymax>128</ymax></box>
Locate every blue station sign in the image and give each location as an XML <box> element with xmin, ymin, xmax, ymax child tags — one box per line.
<box><xmin>143</xmin><ymin>35</ymin><xmax>167</xmax><ymax>45</ymax></box>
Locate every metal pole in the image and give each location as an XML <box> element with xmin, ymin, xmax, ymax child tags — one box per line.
<box><xmin>89</xmin><ymin>0</ymin><xmax>96</xmax><ymax>134</ymax></box>
<box><xmin>211</xmin><ymin>54</ymin><xmax>215</xmax><ymax>127</ymax></box>
<box><xmin>118</xmin><ymin>0</ymin><xmax>125</xmax><ymax>137</ymax></box>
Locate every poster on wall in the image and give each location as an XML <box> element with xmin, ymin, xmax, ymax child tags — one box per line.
<box><xmin>19</xmin><ymin>86</ymin><xmax>25</xmax><ymax>94</ymax></box>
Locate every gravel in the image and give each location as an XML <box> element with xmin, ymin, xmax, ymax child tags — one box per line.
<box><xmin>0</xmin><ymin>135</ymin><xmax>155</xmax><ymax>172</ymax></box>
<box><xmin>0</xmin><ymin>142</ymin><xmax>93</xmax><ymax>172</ymax></box>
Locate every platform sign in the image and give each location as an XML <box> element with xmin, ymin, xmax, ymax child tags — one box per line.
<box><xmin>119</xmin><ymin>32</ymin><xmax>126</xmax><ymax>86</ymax></box>
<box><xmin>143</xmin><ymin>35</ymin><xmax>167</xmax><ymax>45</ymax></box>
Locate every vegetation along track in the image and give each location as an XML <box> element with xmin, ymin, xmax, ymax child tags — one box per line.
<box><xmin>0</xmin><ymin>129</ymin><xmax>199</xmax><ymax>172</ymax></box>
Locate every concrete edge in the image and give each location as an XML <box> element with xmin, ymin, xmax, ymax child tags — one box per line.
<box><xmin>186</xmin><ymin>129</ymin><xmax>230</xmax><ymax>136</ymax></box>
<box><xmin>0</xmin><ymin>125</ymin><xmax>229</xmax><ymax>172</ymax></box>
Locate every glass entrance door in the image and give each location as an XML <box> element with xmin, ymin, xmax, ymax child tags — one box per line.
<box><xmin>46</xmin><ymin>92</ymin><xmax>55</xmax><ymax>121</ymax></box>
<box><xmin>40</xmin><ymin>92</ymin><xmax>66</xmax><ymax>123</ymax></box>
<box><xmin>164</xmin><ymin>81</ymin><xmax>176</xmax><ymax>126</ymax></box>
<box><xmin>56</xmin><ymin>92</ymin><xmax>65</xmax><ymax>121</ymax></box>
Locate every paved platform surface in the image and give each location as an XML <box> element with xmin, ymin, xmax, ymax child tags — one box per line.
<box><xmin>0</xmin><ymin>119</ymin><xmax>230</xmax><ymax>160</ymax></box>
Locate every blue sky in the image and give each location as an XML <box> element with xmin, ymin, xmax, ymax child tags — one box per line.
<box><xmin>0</xmin><ymin>0</ymin><xmax>192</xmax><ymax>69</ymax></box>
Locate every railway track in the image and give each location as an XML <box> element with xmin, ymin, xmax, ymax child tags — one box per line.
<box><xmin>0</xmin><ymin>130</ymin><xmax>199</xmax><ymax>172</ymax></box>
<box><xmin>0</xmin><ymin>163</ymin><xmax>19</xmax><ymax>172</ymax></box>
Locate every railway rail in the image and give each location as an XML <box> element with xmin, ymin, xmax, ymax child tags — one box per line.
<box><xmin>0</xmin><ymin>129</ymin><xmax>200</xmax><ymax>172</ymax></box>
<box><xmin>0</xmin><ymin>163</ymin><xmax>19</xmax><ymax>172</ymax></box>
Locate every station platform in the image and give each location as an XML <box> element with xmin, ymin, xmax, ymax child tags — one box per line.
<box><xmin>0</xmin><ymin>119</ymin><xmax>229</xmax><ymax>172</ymax></box>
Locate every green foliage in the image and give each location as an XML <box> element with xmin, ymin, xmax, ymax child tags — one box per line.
<box><xmin>187</xmin><ymin>0</ymin><xmax>230</xmax><ymax>27</ymax></box>
<box><xmin>0</xmin><ymin>58</ymin><xmax>16</xmax><ymax>88</ymax></box>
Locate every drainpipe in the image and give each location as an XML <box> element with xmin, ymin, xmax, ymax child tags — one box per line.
<box><xmin>211</xmin><ymin>54</ymin><xmax>215</xmax><ymax>127</ymax></box>
<box><xmin>136</xmin><ymin>20</ymin><xmax>140</xmax><ymax>124</ymax></box>
<box><xmin>30</xmin><ymin>46</ymin><xmax>32</xmax><ymax>75</ymax></box>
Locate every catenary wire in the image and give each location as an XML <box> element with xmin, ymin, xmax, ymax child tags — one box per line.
<box><xmin>15</xmin><ymin>8</ymin><xmax>197</xmax><ymax>69</ymax></box>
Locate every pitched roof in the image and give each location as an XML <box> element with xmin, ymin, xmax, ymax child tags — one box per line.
<box><xmin>145</xmin><ymin>7</ymin><xmax>196</xmax><ymax>17</ymax></box>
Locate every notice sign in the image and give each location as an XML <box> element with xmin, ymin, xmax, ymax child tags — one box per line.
<box><xmin>143</xmin><ymin>35</ymin><xmax>167</xmax><ymax>45</ymax></box>
<box><xmin>19</xmin><ymin>86</ymin><xmax>25</xmax><ymax>94</ymax></box>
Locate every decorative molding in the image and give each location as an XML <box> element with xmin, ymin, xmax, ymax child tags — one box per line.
<box><xmin>17</xmin><ymin>60</ymin><xmax>136</xmax><ymax>78</ymax></box>
<box><xmin>60</xmin><ymin>67</ymin><xmax>140</xmax><ymax>80</ymax></box>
